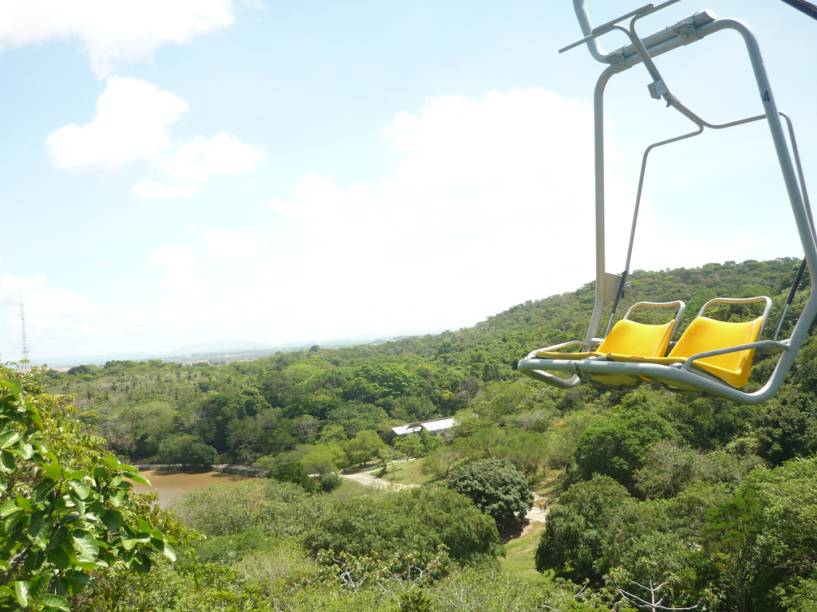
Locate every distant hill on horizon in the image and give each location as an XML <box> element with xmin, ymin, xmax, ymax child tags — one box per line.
<box><xmin>36</xmin><ymin>256</ymin><xmax>806</xmax><ymax>371</ymax></box>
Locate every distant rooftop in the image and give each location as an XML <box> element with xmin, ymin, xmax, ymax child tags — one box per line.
<box><xmin>392</xmin><ymin>424</ymin><xmax>424</xmax><ymax>436</ymax></box>
<box><xmin>392</xmin><ymin>417</ymin><xmax>456</xmax><ymax>436</ymax></box>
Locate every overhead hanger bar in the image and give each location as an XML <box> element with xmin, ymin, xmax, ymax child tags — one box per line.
<box><xmin>558</xmin><ymin>2</ymin><xmax>681</xmax><ymax>54</ymax></box>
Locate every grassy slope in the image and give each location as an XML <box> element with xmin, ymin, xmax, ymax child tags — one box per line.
<box><xmin>501</xmin><ymin>523</ymin><xmax>545</xmax><ymax>583</ymax></box>
<box><xmin>331</xmin><ymin>477</ymin><xmax>372</xmax><ymax>499</ymax></box>
<box><xmin>384</xmin><ymin>458</ymin><xmax>436</xmax><ymax>486</ymax></box>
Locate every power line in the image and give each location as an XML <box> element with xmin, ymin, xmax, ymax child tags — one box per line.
<box><xmin>780</xmin><ymin>0</ymin><xmax>817</xmax><ymax>21</ymax></box>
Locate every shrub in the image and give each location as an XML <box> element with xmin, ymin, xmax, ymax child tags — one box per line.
<box><xmin>269</xmin><ymin>459</ymin><xmax>317</xmax><ymax>492</ymax></box>
<box><xmin>0</xmin><ymin>371</ymin><xmax>177</xmax><ymax>610</ymax></box>
<box><xmin>573</xmin><ymin>409</ymin><xmax>672</xmax><ymax>491</ymax></box>
<box><xmin>173</xmin><ymin>479</ymin><xmax>315</xmax><ymax>537</ymax></box>
<box><xmin>304</xmin><ymin>487</ymin><xmax>498</xmax><ymax>583</ymax></box>
<box><xmin>702</xmin><ymin>457</ymin><xmax>817</xmax><ymax>610</ymax></box>
<box><xmin>535</xmin><ymin>475</ymin><xmax>633</xmax><ymax>583</ymax></box>
<box><xmin>635</xmin><ymin>442</ymin><xmax>765</xmax><ymax>499</ymax></box>
<box><xmin>445</xmin><ymin>458</ymin><xmax>533</xmax><ymax>533</ymax></box>
<box><xmin>754</xmin><ymin>389</ymin><xmax>817</xmax><ymax>464</ymax></box>
<box><xmin>319</xmin><ymin>472</ymin><xmax>342</xmax><ymax>492</ymax></box>
<box><xmin>157</xmin><ymin>433</ymin><xmax>217</xmax><ymax>467</ymax></box>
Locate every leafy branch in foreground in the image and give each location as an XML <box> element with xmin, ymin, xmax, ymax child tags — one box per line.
<box><xmin>0</xmin><ymin>370</ymin><xmax>176</xmax><ymax>610</ymax></box>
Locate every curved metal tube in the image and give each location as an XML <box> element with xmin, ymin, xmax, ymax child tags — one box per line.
<box><xmin>611</xmin><ymin>111</ymin><xmax>811</xmax><ymax>340</ymax></box>
<box><xmin>572</xmin><ymin>0</ymin><xmax>616</xmax><ymax>63</ymax></box>
<box><xmin>571</xmin><ymin>14</ymin><xmax>817</xmax><ymax>403</ymax></box>
<box><xmin>519</xmin><ymin>368</ymin><xmax>582</xmax><ymax>388</ymax></box>
<box><xmin>516</xmin><ymin>355</ymin><xmax>781</xmax><ymax>403</ymax></box>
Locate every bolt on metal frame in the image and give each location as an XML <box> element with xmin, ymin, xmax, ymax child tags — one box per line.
<box><xmin>516</xmin><ymin>1</ymin><xmax>817</xmax><ymax>403</ymax></box>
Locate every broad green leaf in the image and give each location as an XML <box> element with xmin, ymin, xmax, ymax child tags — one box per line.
<box><xmin>0</xmin><ymin>497</ymin><xmax>20</xmax><ymax>518</ymax></box>
<box><xmin>4</xmin><ymin>508</ymin><xmax>24</xmax><ymax>532</ymax></box>
<box><xmin>39</xmin><ymin>593</ymin><xmax>70</xmax><ymax>611</ymax></box>
<box><xmin>32</xmin><ymin>480</ymin><xmax>56</xmax><ymax>503</ymax></box>
<box><xmin>0</xmin><ymin>451</ymin><xmax>15</xmax><ymax>473</ymax></box>
<box><xmin>49</xmin><ymin>545</ymin><xmax>70</xmax><ymax>570</ymax></box>
<box><xmin>129</xmin><ymin>472</ymin><xmax>150</xmax><ymax>486</ymax></box>
<box><xmin>15</xmin><ymin>494</ymin><xmax>31</xmax><ymax>512</ymax></box>
<box><xmin>30</xmin><ymin>411</ymin><xmax>43</xmax><ymax>428</ymax></box>
<box><xmin>27</xmin><ymin>512</ymin><xmax>49</xmax><ymax>548</ymax></box>
<box><xmin>68</xmin><ymin>480</ymin><xmax>90</xmax><ymax>500</ymax></box>
<box><xmin>0</xmin><ymin>430</ymin><xmax>20</xmax><ymax>449</ymax></box>
<box><xmin>14</xmin><ymin>581</ymin><xmax>30</xmax><ymax>608</ymax></box>
<box><xmin>101</xmin><ymin>509</ymin><xmax>123</xmax><ymax>531</ymax></box>
<box><xmin>42</xmin><ymin>461</ymin><xmax>62</xmax><ymax>481</ymax></box>
<box><xmin>111</xmin><ymin>490</ymin><xmax>125</xmax><ymax>507</ymax></box>
<box><xmin>72</xmin><ymin>533</ymin><xmax>99</xmax><ymax>562</ymax></box>
<box><xmin>162</xmin><ymin>541</ymin><xmax>177</xmax><ymax>563</ymax></box>
<box><xmin>75</xmin><ymin>559</ymin><xmax>108</xmax><ymax>571</ymax></box>
<box><xmin>121</xmin><ymin>536</ymin><xmax>150</xmax><ymax>551</ymax></box>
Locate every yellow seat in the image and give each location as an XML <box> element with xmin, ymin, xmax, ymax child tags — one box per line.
<box><xmin>535</xmin><ymin>319</ymin><xmax>675</xmax><ymax>360</ymax></box>
<box><xmin>535</xmin><ymin>319</ymin><xmax>676</xmax><ymax>386</ymax></box>
<box><xmin>668</xmin><ymin>316</ymin><xmax>763</xmax><ymax>388</ymax></box>
<box><xmin>609</xmin><ymin>316</ymin><xmax>764</xmax><ymax>388</ymax></box>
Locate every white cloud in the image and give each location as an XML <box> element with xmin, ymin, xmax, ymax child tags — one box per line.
<box><xmin>162</xmin><ymin>131</ymin><xmax>264</xmax><ymax>184</ymax></box>
<box><xmin>0</xmin><ymin>273</ymin><xmax>48</xmax><ymax>299</ymax></box>
<box><xmin>180</xmin><ymin>88</ymin><xmax>623</xmax><ymax>342</ymax></box>
<box><xmin>0</xmin><ymin>0</ymin><xmax>234</xmax><ymax>76</ymax></box>
<box><xmin>46</xmin><ymin>77</ymin><xmax>189</xmax><ymax>170</ymax></box>
<box><xmin>46</xmin><ymin>77</ymin><xmax>263</xmax><ymax>198</ymax></box>
<box><xmin>132</xmin><ymin>180</ymin><xmax>197</xmax><ymax>200</ymax></box>
<box><xmin>204</xmin><ymin>228</ymin><xmax>266</xmax><ymax>263</ymax></box>
<box><xmin>253</xmin><ymin>87</ymin><xmax>770</xmax><ymax>341</ymax></box>
<box><xmin>0</xmin><ymin>274</ymin><xmax>99</xmax><ymax>361</ymax></box>
<box><xmin>21</xmin><ymin>87</ymin><xmax>786</xmax><ymax>359</ymax></box>
<box><xmin>149</xmin><ymin>244</ymin><xmax>201</xmax><ymax>293</ymax></box>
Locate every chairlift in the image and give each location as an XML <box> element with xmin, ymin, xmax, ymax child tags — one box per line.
<box><xmin>516</xmin><ymin>0</ymin><xmax>817</xmax><ymax>404</ymax></box>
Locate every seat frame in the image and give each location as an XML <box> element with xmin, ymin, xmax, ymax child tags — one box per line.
<box><xmin>519</xmin><ymin>296</ymin><xmax>790</xmax><ymax>401</ymax></box>
<box><xmin>517</xmin><ymin>2</ymin><xmax>817</xmax><ymax>404</ymax></box>
<box><xmin>534</xmin><ymin>300</ymin><xmax>685</xmax><ymax>358</ymax></box>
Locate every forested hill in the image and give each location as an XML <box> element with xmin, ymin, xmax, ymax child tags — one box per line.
<box><xmin>42</xmin><ymin>256</ymin><xmax>812</xmax><ymax>469</ymax></box>
<box><xmin>33</xmin><ymin>256</ymin><xmax>817</xmax><ymax>609</ymax></box>
<box><xmin>385</xmin><ymin>256</ymin><xmax>806</xmax><ymax>377</ymax></box>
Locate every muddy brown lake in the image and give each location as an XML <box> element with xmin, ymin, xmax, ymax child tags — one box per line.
<box><xmin>133</xmin><ymin>470</ymin><xmax>249</xmax><ymax>507</ymax></box>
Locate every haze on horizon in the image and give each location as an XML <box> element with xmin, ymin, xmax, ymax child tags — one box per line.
<box><xmin>1</xmin><ymin>0</ymin><xmax>816</xmax><ymax>361</ymax></box>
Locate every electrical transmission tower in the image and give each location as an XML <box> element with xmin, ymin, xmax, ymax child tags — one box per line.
<box><xmin>19</xmin><ymin>302</ymin><xmax>30</xmax><ymax>372</ymax></box>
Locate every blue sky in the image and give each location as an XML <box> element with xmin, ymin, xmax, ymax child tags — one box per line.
<box><xmin>1</xmin><ymin>0</ymin><xmax>816</xmax><ymax>362</ymax></box>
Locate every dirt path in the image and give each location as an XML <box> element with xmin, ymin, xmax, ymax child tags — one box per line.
<box><xmin>342</xmin><ymin>465</ymin><xmax>549</xmax><ymax>534</ymax></box>
<box><xmin>341</xmin><ymin>467</ymin><xmax>419</xmax><ymax>491</ymax></box>
<box><xmin>522</xmin><ymin>494</ymin><xmax>549</xmax><ymax>536</ymax></box>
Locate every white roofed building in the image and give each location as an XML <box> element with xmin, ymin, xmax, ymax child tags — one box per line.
<box><xmin>391</xmin><ymin>417</ymin><xmax>456</xmax><ymax>437</ymax></box>
<box><xmin>391</xmin><ymin>424</ymin><xmax>423</xmax><ymax>436</ymax></box>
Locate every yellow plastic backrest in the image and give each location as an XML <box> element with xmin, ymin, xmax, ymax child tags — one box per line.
<box><xmin>597</xmin><ymin>319</ymin><xmax>674</xmax><ymax>358</ymax></box>
<box><xmin>668</xmin><ymin>316</ymin><xmax>764</xmax><ymax>388</ymax></box>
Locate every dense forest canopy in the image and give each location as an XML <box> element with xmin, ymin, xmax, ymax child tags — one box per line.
<box><xmin>44</xmin><ymin>258</ymin><xmax>809</xmax><ymax>467</ymax></box>
<box><xmin>6</xmin><ymin>257</ymin><xmax>817</xmax><ymax>609</ymax></box>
